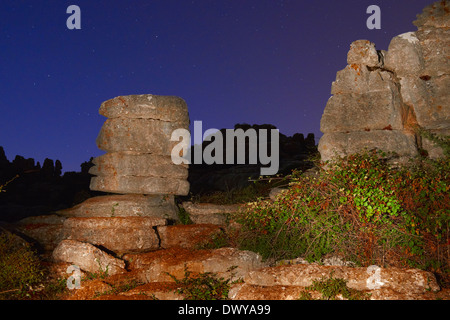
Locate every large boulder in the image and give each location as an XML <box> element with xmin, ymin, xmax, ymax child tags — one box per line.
<box><xmin>62</xmin><ymin>217</ymin><xmax>166</xmax><ymax>253</ymax></box>
<box><xmin>52</xmin><ymin>239</ymin><xmax>126</xmax><ymax>276</ymax></box>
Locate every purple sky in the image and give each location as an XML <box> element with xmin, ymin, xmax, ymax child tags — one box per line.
<box><xmin>0</xmin><ymin>0</ymin><xmax>433</xmax><ymax>172</ymax></box>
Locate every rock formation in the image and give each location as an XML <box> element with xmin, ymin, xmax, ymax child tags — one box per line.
<box><xmin>89</xmin><ymin>94</ymin><xmax>190</xmax><ymax>195</ymax></box>
<box><xmin>47</xmin><ymin>94</ymin><xmax>192</xmax><ymax>253</ymax></box>
<box><xmin>319</xmin><ymin>1</ymin><xmax>449</xmax><ymax>162</ymax></box>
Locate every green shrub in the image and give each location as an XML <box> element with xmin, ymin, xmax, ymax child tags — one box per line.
<box><xmin>233</xmin><ymin>149</ymin><xmax>449</xmax><ymax>281</ymax></box>
<box><xmin>0</xmin><ymin>233</ymin><xmax>45</xmax><ymax>299</ymax></box>
<box><xmin>167</xmin><ymin>265</ymin><xmax>238</xmax><ymax>300</ymax></box>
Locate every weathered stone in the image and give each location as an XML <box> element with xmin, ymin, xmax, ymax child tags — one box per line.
<box><xmin>318</xmin><ymin>2</ymin><xmax>449</xmax><ymax>163</ymax></box>
<box><xmin>413</xmin><ymin>1</ymin><xmax>450</xmax><ymax>29</ymax></box>
<box><xmin>230</xmin><ymin>283</ymin><xmax>449</xmax><ymax>300</ymax></box>
<box><xmin>243</xmin><ymin>264</ymin><xmax>440</xmax><ymax>294</ymax></box>
<box><xmin>62</xmin><ymin>217</ymin><xmax>166</xmax><ymax>253</ymax></box>
<box><xmin>347</xmin><ymin>40</ymin><xmax>380</xmax><ymax>67</ymax></box>
<box><xmin>320</xmin><ymin>91</ymin><xmax>404</xmax><ymax>133</ymax></box>
<box><xmin>57</xmin><ymin>194</ymin><xmax>179</xmax><ymax>221</ymax></box>
<box><xmin>52</xmin><ymin>239</ymin><xmax>126</xmax><ymax>276</ymax></box>
<box><xmin>318</xmin><ymin>130</ymin><xmax>418</xmax><ymax>163</ymax></box>
<box><xmin>90</xmin><ymin>175</ymin><xmax>190</xmax><ymax>196</ymax></box>
<box><xmin>420</xmin><ymin>128</ymin><xmax>450</xmax><ymax>158</ymax></box>
<box><xmin>66</xmin><ymin>279</ymin><xmax>113</xmax><ymax>300</ymax></box>
<box><xmin>384</xmin><ymin>32</ymin><xmax>424</xmax><ymax>77</ymax></box>
<box><xmin>158</xmin><ymin>224</ymin><xmax>223</xmax><ymax>249</ymax></box>
<box><xmin>181</xmin><ymin>202</ymin><xmax>243</xmax><ymax>225</ymax></box>
<box><xmin>125</xmin><ymin>247</ymin><xmax>266</xmax><ymax>283</ymax></box>
<box><xmin>399</xmin><ymin>75</ymin><xmax>450</xmax><ymax>129</ymax></box>
<box><xmin>89</xmin><ymin>152</ymin><xmax>188</xmax><ymax>180</ymax></box>
<box><xmin>15</xmin><ymin>215</ymin><xmax>66</xmax><ymax>251</ymax></box>
<box><xmin>331</xmin><ymin>65</ymin><xmax>396</xmax><ymax>95</ymax></box>
<box><xmin>416</xmin><ymin>28</ymin><xmax>450</xmax><ymax>77</ymax></box>
<box><xmin>99</xmin><ymin>94</ymin><xmax>189</xmax><ymax>124</ymax></box>
<box><xmin>96</xmin><ymin>118</ymin><xmax>187</xmax><ymax>154</ymax></box>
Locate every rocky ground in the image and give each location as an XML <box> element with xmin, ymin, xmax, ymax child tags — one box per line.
<box><xmin>21</xmin><ymin>204</ymin><xmax>447</xmax><ymax>301</ymax></box>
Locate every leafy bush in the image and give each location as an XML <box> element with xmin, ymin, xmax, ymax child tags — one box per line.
<box><xmin>233</xmin><ymin>149</ymin><xmax>449</xmax><ymax>282</ymax></box>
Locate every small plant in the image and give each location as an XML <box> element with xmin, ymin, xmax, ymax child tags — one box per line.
<box><xmin>167</xmin><ymin>265</ymin><xmax>238</xmax><ymax>300</ymax></box>
<box><xmin>177</xmin><ymin>206</ymin><xmax>193</xmax><ymax>225</ymax></box>
<box><xmin>299</xmin><ymin>274</ymin><xmax>370</xmax><ymax>300</ymax></box>
<box><xmin>416</xmin><ymin>127</ymin><xmax>450</xmax><ymax>157</ymax></box>
<box><xmin>110</xmin><ymin>202</ymin><xmax>119</xmax><ymax>217</ymax></box>
<box><xmin>84</xmin><ymin>259</ymin><xmax>110</xmax><ymax>281</ymax></box>
<box><xmin>0</xmin><ymin>233</ymin><xmax>45</xmax><ymax>299</ymax></box>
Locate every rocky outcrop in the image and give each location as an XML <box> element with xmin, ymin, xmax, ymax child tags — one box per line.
<box><xmin>52</xmin><ymin>240</ymin><xmax>126</xmax><ymax>276</ymax></box>
<box><xmin>181</xmin><ymin>202</ymin><xmax>243</xmax><ymax>225</ymax></box>
<box><xmin>89</xmin><ymin>94</ymin><xmax>190</xmax><ymax>195</ymax></box>
<box><xmin>319</xmin><ymin>1</ymin><xmax>449</xmax><ymax>162</ymax></box>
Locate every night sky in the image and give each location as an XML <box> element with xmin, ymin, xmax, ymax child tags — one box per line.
<box><xmin>0</xmin><ymin>0</ymin><xmax>433</xmax><ymax>172</ymax></box>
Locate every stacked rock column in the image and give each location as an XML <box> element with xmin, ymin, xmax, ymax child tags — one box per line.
<box><xmin>57</xmin><ymin>94</ymin><xmax>190</xmax><ymax>254</ymax></box>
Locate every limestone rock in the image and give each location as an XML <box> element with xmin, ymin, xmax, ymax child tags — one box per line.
<box><xmin>125</xmin><ymin>247</ymin><xmax>266</xmax><ymax>283</ymax></box>
<box><xmin>413</xmin><ymin>1</ymin><xmax>450</xmax><ymax>30</ymax></box>
<box><xmin>89</xmin><ymin>152</ymin><xmax>188</xmax><ymax>180</ymax></box>
<box><xmin>52</xmin><ymin>239</ymin><xmax>126</xmax><ymax>276</ymax></box>
<box><xmin>347</xmin><ymin>40</ymin><xmax>380</xmax><ymax>67</ymax></box>
<box><xmin>15</xmin><ymin>215</ymin><xmax>66</xmax><ymax>251</ymax></box>
<box><xmin>243</xmin><ymin>264</ymin><xmax>440</xmax><ymax>294</ymax></box>
<box><xmin>62</xmin><ymin>217</ymin><xmax>166</xmax><ymax>253</ymax></box>
<box><xmin>181</xmin><ymin>202</ymin><xmax>243</xmax><ymax>225</ymax></box>
<box><xmin>331</xmin><ymin>64</ymin><xmax>397</xmax><ymax>95</ymax></box>
<box><xmin>57</xmin><ymin>194</ymin><xmax>179</xmax><ymax>221</ymax></box>
<box><xmin>96</xmin><ymin>118</ymin><xmax>186</xmax><ymax>154</ymax></box>
<box><xmin>384</xmin><ymin>32</ymin><xmax>424</xmax><ymax>77</ymax></box>
<box><xmin>99</xmin><ymin>94</ymin><xmax>189</xmax><ymax>124</ymax></box>
<box><xmin>90</xmin><ymin>94</ymin><xmax>190</xmax><ymax>196</ymax></box>
<box><xmin>320</xmin><ymin>91</ymin><xmax>404</xmax><ymax>133</ymax></box>
<box><xmin>318</xmin><ymin>130</ymin><xmax>418</xmax><ymax>163</ymax></box>
<box><xmin>157</xmin><ymin>224</ymin><xmax>224</xmax><ymax>249</ymax></box>
<box><xmin>90</xmin><ymin>175</ymin><xmax>190</xmax><ymax>196</ymax></box>
<box><xmin>318</xmin><ymin>1</ymin><xmax>449</xmax><ymax>162</ymax></box>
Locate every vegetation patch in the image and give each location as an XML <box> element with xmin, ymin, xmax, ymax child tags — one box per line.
<box><xmin>299</xmin><ymin>274</ymin><xmax>370</xmax><ymax>300</ymax></box>
<box><xmin>233</xmin><ymin>148</ymin><xmax>449</xmax><ymax>285</ymax></box>
<box><xmin>167</xmin><ymin>265</ymin><xmax>239</xmax><ymax>300</ymax></box>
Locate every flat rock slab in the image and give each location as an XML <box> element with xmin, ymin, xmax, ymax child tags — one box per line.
<box><xmin>181</xmin><ymin>202</ymin><xmax>243</xmax><ymax>225</ymax></box>
<box><xmin>52</xmin><ymin>239</ymin><xmax>126</xmax><ymax>276</ymax></box>
<box><xmin>89</xmin><ymin>152</ymin><xmax>188</xmax><ymax>180</ymax></box>
<box><xmin>63</xmin><ymin>217</ymin><xmax>166</xmax><ymax>253</ymax></box>
<box><xmin>57</xmin><ymin>194</ymin><xmax>179</xmax><ymax>221</ymax></box>
<box><xmin>125</xmin><ymin>247</ymin><xmax>266</xmax><ymax>283</ymax></box>
<box><xmin>157</xmin><ymin>224</ymin><xmax>224</xmax><ymax>249</ymax></box>
<box><xmin>90</xmin><ymin>175</ymin><xmax>190</xmax><ymax>196</ymax></box>
<box><xmin>230</xmin><ymin>283</ymin><xmax>450</xmax><ymax>300</ymax></box>
<box><xmin>318</xmin><ymin>130</ymin><xmax>418</xmax><ymax>163</ymax></box>
<box><xmin>99</xmin><ymin>94</ymin><xmax>189</xmax><ymax>124</ymax></box>
<box><xmin>15</xmin><ymin>215</ymin><xmax>67</xmax><ymax>251</ymax></box>
<box><xmin>244</xmin><ymin>263</ymin><xmax>440</xmax><ymax>294</ymax></box>
<box><xmin>96</xmin><ymin>118</ymin><xmax>187</xmax><ymax>154</ymax></box>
